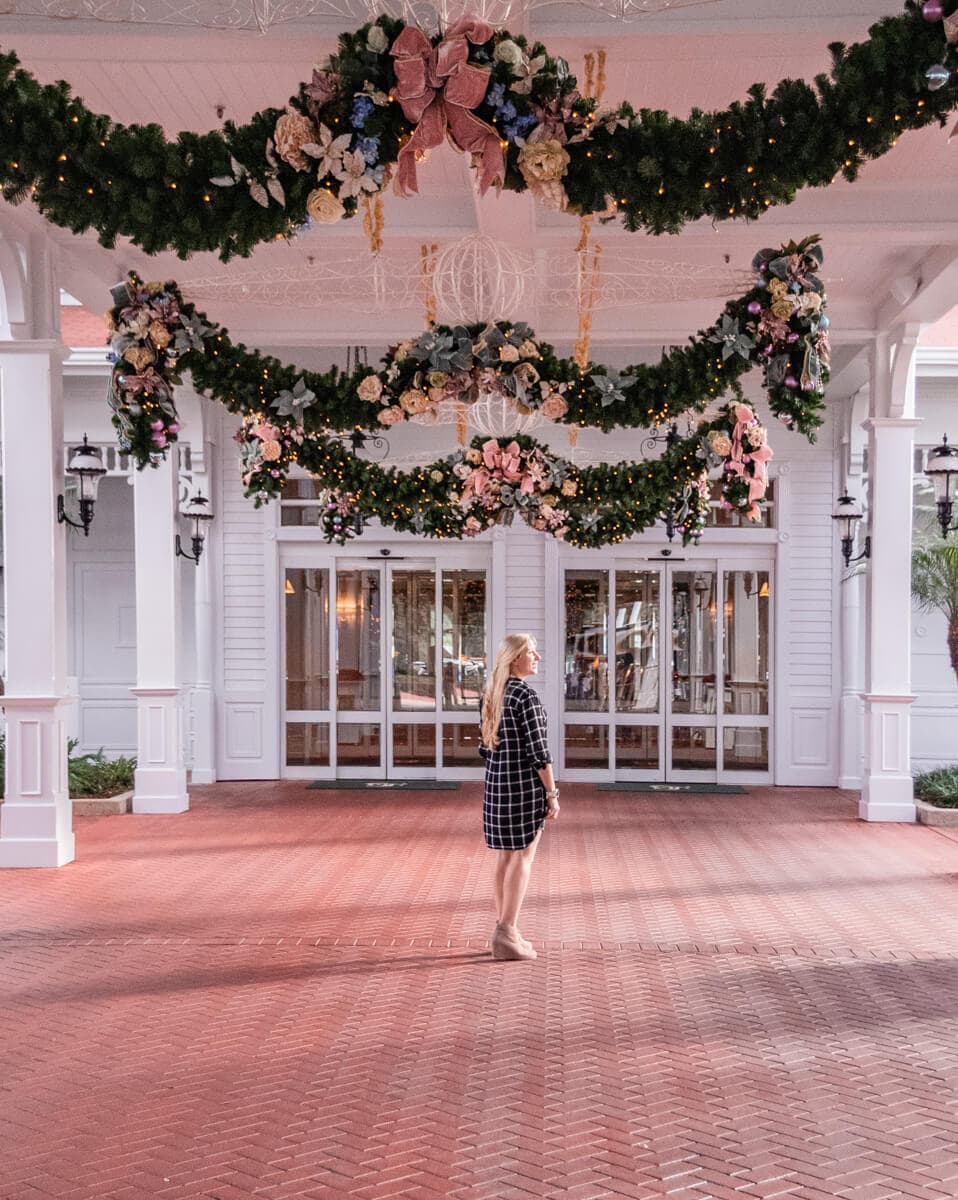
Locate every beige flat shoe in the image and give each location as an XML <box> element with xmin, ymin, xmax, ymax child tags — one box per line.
<box><xmin>492</xmin><ymin>925</ymin><xmax>538</xmax><ymax>961</ymax></box>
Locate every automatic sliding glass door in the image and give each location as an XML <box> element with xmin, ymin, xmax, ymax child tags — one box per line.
<box><xmin>562</xmin><ymin>561</ymin><xmax>772</xmax><ymax>782</ymax></box>
<box><xmin>283</xmin><ymin>556</ymin><xmax>487</xmax><ymax>778</ymax></box>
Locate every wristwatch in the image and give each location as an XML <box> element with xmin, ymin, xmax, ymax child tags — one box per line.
<box><xmin>545</xmin><ymin>787</ymin><xmax>560</xmax><ymax>799</ymax></box>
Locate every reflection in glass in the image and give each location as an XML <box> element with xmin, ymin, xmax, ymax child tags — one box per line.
<box><xmin>615</xmin><ymin>725</ymin><xmax>659</xmax><ymax>770</ymax></box>
<box><xmin>285</xmin><ymin>569</ymin><xmax>329</xmax><ymax>710</ymax></box>
<box><xmin>442</xmin><ymin>723</ymin><xmax>484</xmax><ymax>766</ymax></box>
<box><xmin>393</xmin><ymin>723</ymin><xmax>436</xmax><ymax>767</ymax></box>
<box><xmin>337</xmin><ymin>723</ymin><xmax>381</xmax><ymax>767</ymax></box>
<box><xmin>671</xmin><ymin>571</ymin><xmax>716</xmax><ymax>716</ymax></box>
<box><xmin>281</xmin><ymin>478</ymin><xmax>325</xmax><ymax>526</ymax></box>
<box><xmin>671</xmin><ymin>726</ymin><xmax>717</xmax><ymax>771</ymax></box>
<box><xmin>564</xmin><ymin>571</ymin><xmax>609</xmax><ymax>712</ymax></box>
<box><xmin>336</xmin><ymin>570</ymin><xmax>381</xmax><ymax>711</ymax></box>
<box><xmin>286</xmin><ymin>722</ymin><xmax>330</xmax><ymax>766</ymax></box>
<box><xmin>723</xmin><ymin>726</ymin><xmax>769</xmax><ymax>770</ymax></box>
<box><xmin>564</xmin><ymin>724</ymin><xmax>609</xmax><ymax>769</ymax></box>
<box><xmin>707</xmin><ymin>479</ymin><xmax>775</xmax><ymax>527</ymax></box>
<box><xmin>392</xmin><ymin>570</ymin><xmax>436</xmax><ymax>712</ymax></box>
<box><xmin>615</xmin><ymin>571</ymin><xmax>659</xmax><ymax>713</ymax></box>
<box><xmin>442</xmin><ymin>571</ymin><xmax>486</xmax><ymax>711</ymax></box>
<box><xmin>723</xmin><ymin>571</ymin><xmax>770</xmax><ymax>715</ymax></box>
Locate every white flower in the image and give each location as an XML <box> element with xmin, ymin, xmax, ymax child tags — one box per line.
<box><xmin>303</xmin><ymin>124</ymin><xmax>352</xmax><ymax>182</ymax></box>
<box><xmin>494</xmin><ymin>39</ymin><xmax>524</xmax><ymax>70</ymax></box>
<box><xmin>334</xmin><ymin>149</ymin><xmax>379</xmax><ymax>200</ymax></box>
<box><xmin>366</xmin><ymin>24</ymin><xmax>389</xmax><ymax>53</ymax></box>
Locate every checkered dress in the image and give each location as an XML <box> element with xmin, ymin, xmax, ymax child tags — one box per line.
<box><xmin>480</xmin><ymin>678</ymin><xmax>553</xmax><ymax>851</ymax></box>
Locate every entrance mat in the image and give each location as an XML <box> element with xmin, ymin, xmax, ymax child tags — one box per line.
<box><xmin>598</xmin><ymin>782</ymin><xmax>747</xmax><ymax>795</ymax></box>
<box><xmin>306</xmin><ymin>780</ymin><xmax>461</xmax><ymax>791</ymax></box>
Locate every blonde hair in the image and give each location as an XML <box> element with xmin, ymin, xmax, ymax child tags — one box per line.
<box><xmin>480</xmin><ymin>634</ymin><xmax>536</xmax><ymax>751</ymax></box>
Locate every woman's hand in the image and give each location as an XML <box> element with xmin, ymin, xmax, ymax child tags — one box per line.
<box><xmin>546</xmin><ymin>788</ymin><xmax>560</xmax><ymax>820</ymax></box>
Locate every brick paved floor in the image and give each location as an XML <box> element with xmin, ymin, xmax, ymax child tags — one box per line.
<box><xmin>3</xmin><ymin>784</ymin><xmax>958</xmax><ymax>1200</ymax></box>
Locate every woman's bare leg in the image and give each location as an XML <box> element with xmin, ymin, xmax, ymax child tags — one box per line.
<box><xmin>499</xmin><ymin>830</ymin><xmax>542</xmax><ymax>934</ymax></box>
<box><xmin>494</xmin><ymin>853</ymin><xmax>508</xmax><ymax>922</ymax></box>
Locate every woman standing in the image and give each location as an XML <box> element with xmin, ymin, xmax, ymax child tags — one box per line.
<box><xmin>480</xmin><ymin>634</ymin><xmax>560</xmax><ymax>962</ymax></box>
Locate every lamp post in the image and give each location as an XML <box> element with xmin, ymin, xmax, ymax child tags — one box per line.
<box><xmin>832</xmin><ymin>492</ymin><xmax>871</xmax><ymax>568</ymax></box>
<box><xmin>57</xmin><ymin>434</ymin><xmax>107</xmax><ymax>536</ymax></box>
<box><xmin>923</xmin><ymin>435</ymin><xmax>958</xmax><ymax>539</ymax></box>
<box><xmin>175</xmin><ymin>491</ymin><xmax>215</xmax><ymax>564</ymax></box>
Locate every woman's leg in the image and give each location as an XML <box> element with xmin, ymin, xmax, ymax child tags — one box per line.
<box><xmin>494</xmin><ymin>852</ymin><xmax>509</xmax><ymax>922</ymax></box>
<box><xmin>499</xmin><ymin>829</ymin><xmax>542</xmax><ymax>933</ymax></box>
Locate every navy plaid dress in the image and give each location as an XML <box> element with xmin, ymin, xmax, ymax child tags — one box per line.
<box><xmin>480</xmin><ymin>678</ymin><xmax>553</xmax><ymax>850</ymax></box>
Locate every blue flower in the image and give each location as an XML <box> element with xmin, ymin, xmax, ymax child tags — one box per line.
<box><xmin>498</xmin><ymin>100</ymin><xmax>517</xmax><ymax>122</ymax></box>
<box><xmin>503</xmin><ymin>114</ymin><xmax>537</xmax><ymax>142</ymax></box>
<box><xmin>351</xmin><ymin>95</ymin><xmax>375</xmax><ymax>128</ymax></box>
<box><xmin>486</xmin><ymin>82</ymin><xmax>506</xmax><ymax>108</ymax></box>
<box><xmin>356</xmin><ymin>135</ymin><xmax>381</xmax><ymax>165</ymax></box>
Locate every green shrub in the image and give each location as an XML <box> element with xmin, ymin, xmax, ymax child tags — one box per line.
<box><xmin>914</xmin><ymin>766</ymin><xmax>958</xmax><ymax>809</ymax></box>
<box><xmin>0</xmin><ymin>736</ymin><xmax>136</xmax><ymax>798</ymax></box>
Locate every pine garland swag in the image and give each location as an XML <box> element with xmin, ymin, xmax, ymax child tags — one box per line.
<box><xmin>0</xmin><ymin>1</ymin><xmax>955</xmax><ymax>258</ymax></box>
<box><xmin>107</xmin><ymin>237</ymin><xmax>827</xmax><ymax>548</ymax></box>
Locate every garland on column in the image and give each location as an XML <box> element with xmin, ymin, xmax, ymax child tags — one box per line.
<box><xmin>0</xmin><ymin>2</ymin><xmax>955</xmax><ymax>257</ymax></box>
<box><xmin>106</xmin><ymin>237</ymin><xmax>827</xmax><ymax>548</ymax></box>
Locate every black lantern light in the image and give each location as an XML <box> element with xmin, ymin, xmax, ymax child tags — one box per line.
<box><xmin>832</xmin><ymin>492</ymin><xmax>871</xmax><ymax>568</ymax></box>
<box><xmin>57</xmin><ymin>434</ymin><xmax>107</xmax><ymax>536</ymax></box>
<box><xmin>175</xmin><ymin>491</ymin><xmax>215</xmax><ymax>564</ymax></box>
<box><xmin>924</xmin><ymin>435</ymin><xmax>958</xmax><ymax>539</ymax></box>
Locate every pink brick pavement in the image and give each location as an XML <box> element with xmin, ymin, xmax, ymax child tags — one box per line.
<box><xmin>2</xmin><ymin>782</ymin><xmax>958</xmax><ymax>1199</ymax></box>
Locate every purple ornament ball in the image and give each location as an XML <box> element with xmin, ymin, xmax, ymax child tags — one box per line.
<box><xmin>923</xmin><ymin>0</ymin><xmax>944</xmax><ymax>19</ymax></box>
<box><xmin>784</xmin><ymin>374</ymin><xmax>799</xmax><ymax>389</ymax></box>
<box><xmin>747</xmin><ymin>300</ymin><xmax>762</xmax><ymax>315</ymax></box>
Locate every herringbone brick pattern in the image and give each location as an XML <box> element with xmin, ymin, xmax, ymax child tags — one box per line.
<box><xmin>3</xmin><ymin>784</ymin><xmax>958</xmax><ymax>1199</ymax></box>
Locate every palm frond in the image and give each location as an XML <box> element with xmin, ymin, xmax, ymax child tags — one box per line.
<box><xmin>911</xmin><ymin>543</ymin><xmax>958</xmax><ymax>624</ymax></box>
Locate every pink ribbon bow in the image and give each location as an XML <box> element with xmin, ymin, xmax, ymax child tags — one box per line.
<box><xmin>482</xmin><ymin>438</ymin><xmax>523</xmax><ymax>481</ymax></box>
<box><xmin>390</xmin><ymin>18</ymin><xmax>505</xmax><ymax>197</ymax></box>
<box><xmin>727</xmin><ymin>405</ymin><xmax>774</xmax><ymax>510</ymax></box>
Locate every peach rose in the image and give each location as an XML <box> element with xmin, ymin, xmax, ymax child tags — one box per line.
<box><xmin>400</xmin><ymin>388</ymin><xmax>431</xmax><ymax>415</ymax></box>
<box><xmin>378</xmin><ymin>406</ymin><xmax>404</xmax><ymax>426</ymax></box>
<box><xmin>540</xmin><ymin>393</ymin><xmax>568</xmax><ymax>419</ymax></box>
<box><xmin>306</xmin><ymin>188</ymin><xmax>345</xmax><ymax>225</ymax></box>
<box><xmin>274</xmin><ymin>109</ymin><xmax>320</xmax><ymax>172</ymax></box>
<box><xmin>357</xmin><ymin>375</ymin><xmax>383</xmax><ymax>403</ymax></box>
<box><xmin>518</xmin><ymin>139</ymin><xmax>570</xmax><ymax>185</ymax></box>
<box><xmin>261</xmin><ymin>440</ymin><xmax>282</xmax><ymax>461</ymax></box>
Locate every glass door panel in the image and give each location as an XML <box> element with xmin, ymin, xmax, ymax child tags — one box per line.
<box><xmin>670</xmin><ymin>570</ymin><xmax>717</xmax><ymax>717</ymax></box>
<box><xmin>564</xmin><ymin>570</ymin><xmax>609</xmax><ymax>712</ymax></box>
<box><xmin>723</xmin><ymin>570</ymin><xmax>770</xmax><ymax>715</ymax></box>
<box><xmin>442</xmin><ymin>570</ymin><xmax>486</xmax><ymax>711</ymax></box>
<box><xmin>285</xmin><ymin>569</ymin><xmax>329</xmax><ymax>710</ymax></box>
<box><xmin>615</xmin><ymin>571</ymin><xmax>660</xmax><ymax>713</ymax></box>
<box><xmin>391</xmin><ymin>569</ymin><xmax>436</xmax><ymax>712</ymax></box>
<box><xmin>336</xmin><ymin>569</ymin><xmax>381</xmax><ymax>712</ymax></box>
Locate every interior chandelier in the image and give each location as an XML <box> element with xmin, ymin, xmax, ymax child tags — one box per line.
<box><xmin>6</xmin><ymin>0</ymin><xmax>723</xmax><ymax>33</ymax></box>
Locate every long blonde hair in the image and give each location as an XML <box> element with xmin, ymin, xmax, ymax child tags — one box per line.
<box><xmin>480</xmin><ymin>633</ymin><xmax>536</xmax><ymax>751</ymax></box>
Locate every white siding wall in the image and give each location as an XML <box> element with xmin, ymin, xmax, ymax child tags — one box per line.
<box><xmin>216</xmin><ymin>461</ymin><xmax>280</xmax><ymax>779</ymax></box>
<box><xmin>774</xmin><ymin>418</ymin><xmax>840</xmax><ymax>785</ymax></box>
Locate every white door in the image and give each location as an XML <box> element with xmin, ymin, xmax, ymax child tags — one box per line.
<box><xmin>561</xmin><ymin>560</ymin><xmax>772</xmax><ymax>783</ymax></box>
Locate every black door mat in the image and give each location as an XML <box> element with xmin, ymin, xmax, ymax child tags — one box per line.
<box><xmin>598</xmin><ymin>782</ymin><xmax>747</xmax><ymax>795</ymax></box>
<box><xmin>306</xmin><ymin>780</ymin><xmax>462</xmax><ymax>791</ymax></box>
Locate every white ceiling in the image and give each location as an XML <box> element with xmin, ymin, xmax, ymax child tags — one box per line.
<box><xmin>1</xmin><ymin>0</ymin><xmax>956</xmax><ymax>387</ymax></box>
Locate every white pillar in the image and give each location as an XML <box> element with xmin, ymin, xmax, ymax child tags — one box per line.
<box><xmin>838</xmin><ymin>566</ymin><xmax>864</xmax><ymax>790</ymax></box>
<box><xmin>189</xmin><ymin>481</ymin><xmax>216</xmax><ymax>785</ymax></box>
<box><xmin>132</xmin><ymin>453</ymin><xmax>189</xmax><ymax>813</ymax></box>
<box><xmin>861</xmin><ymin>413</ymin><xmax>921</xmax><ymax>821</ymax></box>
<box><xmin>0</xmin><ymin>340</ymin><xmax>74</xmax><ymax>867</ymax></box>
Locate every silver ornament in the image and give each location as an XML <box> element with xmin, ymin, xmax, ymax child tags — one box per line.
<box><xmin>926</xmin><ymin>63</ymin><xmax>951</xmax><ymax>91</ymax></box>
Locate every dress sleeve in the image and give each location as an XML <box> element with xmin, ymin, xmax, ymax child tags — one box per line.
<box><xmin>520</xmin><ymin>688</ymin><xmax>552</xmax><ymax>770</ymax></box>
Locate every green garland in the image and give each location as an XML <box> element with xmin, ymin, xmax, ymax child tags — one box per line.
<box><xmin>1</xmin><ymin>2</ymin><xmax>955</xmax><ymax>258</ymax></box>
<box><xmin>106</xmin><ymin>237</ymin><xmax>824</xmax><ymax>548</ymax></box>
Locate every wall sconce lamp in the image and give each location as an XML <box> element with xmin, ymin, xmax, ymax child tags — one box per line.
<box><xmin>175</xmin><ymin>492</ymin><xmax>214</xmax><ymax>564</ymax></box>
<box><xmin>924</xmin><ymin>435</ymin><xmax>958</xmax><ymax>539</ymax></box>
<box><xmin>832</xmin><ymin>493</ymin><xmax>871</xmax><ymax>568</ymax></box>
<box><xmin>57</xmin><ymin>435</ymin><xmax>107</xmax><ymax>536</ymax></box>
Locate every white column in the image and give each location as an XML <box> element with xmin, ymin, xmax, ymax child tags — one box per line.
<box><xmin>838</xmin><ymin>567</ymin><xmax>864</xmax><ymax>790</ymax></box>
<box><xmin>0</xmin><ymin>341</ymin><xmax>74</xmax><ymax>867</ymax></box>
<box><xmin>132</xmin><ymin>453</ymin><xmax>188</xmax><ymax>813</ymax></box>
<box><xmin>189</xmin><ymin>489</ymin><xmax>216</xmax><ymax>785</ymax></box>
<box><xmin>861</xmin><ymin>415</ymin><xmax>921</xmax><ymax>821</ymax></box>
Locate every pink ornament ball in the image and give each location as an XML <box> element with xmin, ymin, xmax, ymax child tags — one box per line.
<box><xmin>150</xmin><ymin>419</ymin><xmax>165</xmax><ymax>431</ymax></box>
<box><xmin>922</xmin><ymin>0</ymin><xmax>944</xmax><ymax>20</ymax></box>
<box><xmin>167</xmin><ymin>422</ymin><xmax>180</xmax><ymax>434</ymax></box>
<box><xmin>784</xmin><ymin>374</ymin><xmax>799</xmax><ymax>388</ymax></box>
<box><xmin>747</xmin><ymin>300</ymin><xmax>762</xmax><ymax>315</ymax></box>
<box><xmin>151</xmin><ymin>432</ymin><xmax>167</xmax><ymax>448</ymax></box>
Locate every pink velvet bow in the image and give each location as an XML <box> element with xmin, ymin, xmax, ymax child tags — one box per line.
<box><xmin>482</xmin><ymin>438</ymin><xmax>524</xmax><ymax>481</ymax></box>
<box><xmin>728</xmin><ymin>405</ymin><xmax>774</xmax><ymax>509</ymax></box>
<box><xmin>390</xmin><ymin>18</ymin><xmax>505</xmax><ymax>197</ymax></box>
